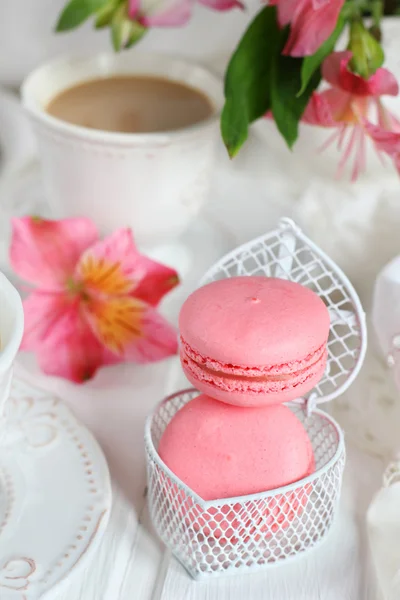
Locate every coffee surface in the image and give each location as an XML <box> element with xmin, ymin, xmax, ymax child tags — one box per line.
<box><xmin>46</xmin><ymin>75</ymin><xmax>214</xmax><ymax>133</ymax></box>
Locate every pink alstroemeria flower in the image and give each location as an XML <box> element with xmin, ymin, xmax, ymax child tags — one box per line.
<box><xmin>269</xmin><ymin>0</ymin><xmax>344</xmax><ymax>57</ymax></box>
<box><xmin>360</xmin><ymin>121</ymin><xmax>400</xmax><ymax>176</ymax></box>
<box><xmin>129</xmin><ymin>0</ymin><xmax>242</xmax><ymax>28</ymax></box>
<box><xmin>302</xmin><ymin>51</ymin><xmax>400</xmax><ymax>180</ymax></box>
<box><xmin>10</xmin><ymin>217</ymin><xmax>179</xmax><ymax>383</ymax></box>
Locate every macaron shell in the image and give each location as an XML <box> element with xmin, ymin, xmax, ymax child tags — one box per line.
<box><xmin>159</xmin><ymin>394</ymin><xmax>315</xmax><ymax>501</ymax></box>
<box><xmin>179</xmin><ymin>277</ymin><xmax>330</xmax><ymax>368</ymax></box>
<box><xmin>158</xmin><ymin>395</ymin><xmax>315</xmax><ymax>540</ymax></box>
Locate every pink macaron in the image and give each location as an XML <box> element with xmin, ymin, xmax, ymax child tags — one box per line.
<box><xmin>159</xmin><ymin>394</ymin><xmax>315</xmax><ymax>539</ymax></box>
<box><xmin>179</xmin><ymin>276</ymin><xmax>330</xmax><ymax>407</ymax></box>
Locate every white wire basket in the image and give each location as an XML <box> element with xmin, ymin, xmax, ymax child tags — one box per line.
<box><xmin>145</xmin><ymin>218</ymin><xmax>367</xmax><ymax>579</ymax></box>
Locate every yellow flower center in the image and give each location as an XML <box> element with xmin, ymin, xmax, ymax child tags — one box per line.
<box><xmin>66</xmin><ymin>277</ymin><xmax>90</xmax><ymax>302</ymax></box>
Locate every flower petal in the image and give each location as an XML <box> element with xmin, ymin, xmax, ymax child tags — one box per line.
<box><xmin>128</xmin><ymin>0</ymin><xmax>140</xmax><ymax>18</ymax></box>
<box><xmin>139</xmin><ymin>0</ymin><xmax>192</xmax><ymax>27</ymax></box>
<box><xmin>364</xmin><ymin>121</ymin><xmax>400</xmax><ymax>155</ymax></box>
<box><xmin>131</xmin><ymin>257</ymin><xmax>179</xmax><ymax>306</ymax></box>
<box><xmin>131</xmin><ymin>305</ymin><xmax>178</xmax><ymax>362</ymax></box>
<box><xmin>269</xmin><ymin>0</ymin><xmax>307</xmax><ymax>27</ymax></box>
<box><xmin>21</xmin><ymin>291</ymin><xmax>72</xmax><ymax>351</ymax></box>
<box><xmin>21</xmin><ymin>291</ymin><xmax>119</xmax><ymax>382</ymax></box>
<box><xmin>83</xmin><ymin>296</ymin><xmax>178</xmax><ymax>363</ymax></box>
<box><xmin>76</xmin><ymin>228</ymin><xmax>139</xmax><ymax>296</ymax></box>
<box><xmin>302</xmin><ymin>91</ymin><xmax>338</xmax><ymax>126</ymax></box>
<box><xmin>199</xmin><ymin>0</ymin><xmax>244</xmax><ymax>11</ymax></box>
<box><xmin>368</xmin><ymin>68</ymin><xmax>399</xmax><ymax>97</ymax></box>
<box><xmin>10</xmin><ymin>217</ymin><xmax>98</xmax><ymax>291</ymax></box>
<box><xmin>323</xmin><ymin>52</ymin><xmax>399</xmax><ymax>97</ymax></box>
<box><xmin>76</xmin><ymin>228</ymin><xmax>179</xmax><ymax>303</ymax></box>
<box><xmin>322</xmin><ymin>51</ymin><xmax>351</xmax><ymax>88</ymax></box>
<box><xmin>340</xmin><ymin>67</ymin><xmax>399</xmax><ymax>97</ymax></box>
<box><xmin>324</xmin><ymin>88</ymin><xmax>359</xmax><ymax>122</ymax></box>
<box><xmin>312</xmin><ymin>0</ymin><xmax>330</xmax><ymax>7</ymax></box>
<box><xmin>364</xmin><ymin>120</ymin><xmax>400</xmax><ymax>173</ymax></box>
<box><xmin>376</xmin><ymin>101</ymin><xmax>400</xmax><ymax>132</ymax></box>
<box><xmin>283</xmin><ymin>0</ymin><xmax>344</xmax><ymax>57</ymax></box>
<box><xmin>303</xmin><ymin>88</ymin><xmax>359</xmax><ymax>126</ymax></box>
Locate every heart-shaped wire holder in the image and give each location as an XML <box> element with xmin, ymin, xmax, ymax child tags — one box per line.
<box><xmin>145</xmin><ymin>218</ymin><xmax>367</xmax><ymax>579</ymax></box>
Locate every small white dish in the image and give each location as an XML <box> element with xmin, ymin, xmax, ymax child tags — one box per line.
<box><xmin>0</xmin><ymin>376</ymin><xmax>111</xmax><ymax>599</ymax></box>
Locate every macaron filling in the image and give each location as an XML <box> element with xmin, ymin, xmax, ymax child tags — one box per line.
<box><xmin>180</xmin><ymin>337</ymin><xmax>327</xmax><ymax>394</ymax></box>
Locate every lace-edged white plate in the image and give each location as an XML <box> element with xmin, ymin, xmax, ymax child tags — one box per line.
<box><xmin>0</xmin><ymin>377</ymin><xmax>111</xmax><ymax>599</ymax></box>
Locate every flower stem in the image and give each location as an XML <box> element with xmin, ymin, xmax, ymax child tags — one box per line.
<box><xmin>343</xmin><ymin>0</ymin><xmax>369</xmax><ymax>20</ymax></box>
<box><xmin>371</xmin><ymin>0</ymin><xmax>383</xmax><ymax>23</ymax></box>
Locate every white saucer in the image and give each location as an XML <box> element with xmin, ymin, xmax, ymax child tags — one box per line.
<box><xmin>0</xmin><ymin>377</ymin><xmax>111</xmax><ymax>599</ymax></box>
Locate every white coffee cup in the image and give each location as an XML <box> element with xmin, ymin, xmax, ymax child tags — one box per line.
<box><xmin>21</xmin><ymin>52</ymin><xmax>224</xmax><ymax>247</ymax></box>
<box><xmin>0</xmin><ymin>273</ymin><xmax>24</xmax><ymax>434</ymax></box>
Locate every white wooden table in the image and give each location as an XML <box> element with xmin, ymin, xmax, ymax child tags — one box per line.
<box><xmin>12</xmin><ymin>353</ymin><xmax>380</xmax><ymax>600</ymax></box>
<box><xmin>13</xmin><ymin>348</ymin><xmax>384</xmax><ymax>600</ymax></box>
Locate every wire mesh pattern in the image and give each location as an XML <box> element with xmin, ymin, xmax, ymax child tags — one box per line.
<box><xmin>145</xmin><ymin>218</ymin><xmax>365</xmax><ymax>578</ymax></box>
<box><xmin>145</xmin><ymin>389</ymin><xmax>345</xmax><ymax>579</ymax></box>
<box><xmin>200</xmin><ymin>218</ymin><xmax>367</xmax><ymax>405</ymax></box>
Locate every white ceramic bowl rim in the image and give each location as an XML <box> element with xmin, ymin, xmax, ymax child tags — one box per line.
<box><xmin>21</xmin><ymin>51</ymin><xmax>224</xmax><ymax>146</ymax></box>
<box><xmin>0</xmin><ymin>272</ymin><xmax>24</xmax><ymax>371</ymax></box>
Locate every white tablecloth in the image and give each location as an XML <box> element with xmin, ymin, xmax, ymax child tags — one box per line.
<box><xmin>6</xmin><ymin>126</ymin><xmax>393</xmax><ymax>598</ymax></box>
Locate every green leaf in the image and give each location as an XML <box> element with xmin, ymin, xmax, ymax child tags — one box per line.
<box><xmin>220</xmin><ymin>96</ymin><xmax>248</xmax><ymax>158</ymax></box>
<box><xmin>111</xmin><ymin>3</ymin><xmax>146</xmax><ymax>51</ymax></box>
<box><xmin>299</xmin><ymin>14</ymin><xmax>346</xmax><ymax>96</ymax></box>
<box><xmin>271</xmin><ymin>53</ymin><xmax>321</xmax><ymax>149</ymax></box>
<box><xmin>95</xmin><ymin>0</ymin><xmax>121</xmax><ymax>28</ymax></box>
<box><xmin>111</xmin><ymin>2</ymin><xmax>128</xmax><ymax>50</ymax></box>
<box><xmin>56</xmin><ymin>0</ymin><xmax>108</xmax><ymax>31</ymax></box>
<box><xmin>124</xmin><ymin>21</ymin><xmax>147</xmax><ymax>48</ymax></box>
<box><xmin>221</xmin><ymin>6</ymin><xmax>282</xmax><ymax>158</ymax></box>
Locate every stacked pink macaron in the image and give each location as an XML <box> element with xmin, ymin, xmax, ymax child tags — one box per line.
<box><xmin>158</xmin><ymin>276</ymin><xmax>330</xmax><ymax>536</ymax></box>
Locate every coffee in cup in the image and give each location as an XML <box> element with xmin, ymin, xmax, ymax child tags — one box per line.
<box><xmin>46</xmin><ymin>75</ymin><xmax>214</xmax><ymax>134</ymax></box>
